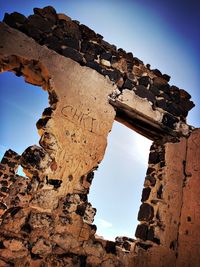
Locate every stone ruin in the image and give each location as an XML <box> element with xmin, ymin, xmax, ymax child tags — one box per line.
<box><xmin>0</xmin><ymin>6</ymin><xmax>199</xmax><ymax>267</ymax></box>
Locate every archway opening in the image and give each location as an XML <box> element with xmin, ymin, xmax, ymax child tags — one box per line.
<box><xmin>88</xmin><ymin>121</ymin><xmax>152</xmax><ymax>241</ymax></box>
<box><xmin>0</xmin><ymin>71</ymin><xmax>48</xmax><ymax>164</ymax></box>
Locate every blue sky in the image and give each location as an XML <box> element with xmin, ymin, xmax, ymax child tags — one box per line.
<box><xmin>0</xmin><ymin>0</ymin><xmax>199</xmax><ymax>240</ymax></box>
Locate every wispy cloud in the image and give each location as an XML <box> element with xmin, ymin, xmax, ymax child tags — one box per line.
<box><xmin>95</xmin><ymin>218</ymin><xmax>115</xmax><ymax>240</ymax></box>
<box><xmin>109</xmin><ymin>128</ymin><xmax>152</xmax><ymax>166</ymax></box>
<box><xmin>95</xmin><ymin>219</ymin><xmax>132</xmax><ymax>241</ymax></box>
<box><xmin>132</xmin><ymin>132</ymin><xmax>152</xmax><ymax>163</ymax></box>
<box><xmin>97</xmin><ymin>218</ymin><xmax>112</xmax><ymax>228</ymax></box>
<box><xmin>0</xmin><ymin>98</ymin><xmax>38</xmax><ymax>119</ymax></box>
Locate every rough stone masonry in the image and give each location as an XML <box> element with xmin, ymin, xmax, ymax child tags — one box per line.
<box><xmin>0</xmin><ymin>6</ymin><xmax>199</xmax><ymax>267</ymax></box>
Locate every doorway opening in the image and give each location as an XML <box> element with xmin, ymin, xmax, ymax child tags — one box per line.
<box><xmin>88</xmin><ymin>121</ymin><xmax>152</xmax><ymax>241</ymax></box>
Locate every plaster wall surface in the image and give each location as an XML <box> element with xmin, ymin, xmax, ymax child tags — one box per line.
<box><xmin>176</xmin><ymin>129</ymin><xmax>200</xmax><ymax>267</ymax></box>
<box><xmin>0</xmin><ymin>22</ymin><xmax>116</xmax><ymax>199</ymax></box>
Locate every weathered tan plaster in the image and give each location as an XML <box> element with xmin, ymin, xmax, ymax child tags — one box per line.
<box><xmin>0</xmin><ymin>22</ymin><xmax>116</xmax><ymax>198</ymax></box>
<box><xmin>116</xmin><ymin>89</ymin><xmax>163</xmax><ymax>123</ymax></box>
<box><xmin>176</xmin><ymin>129</ymin><xmax>200</xmax><ymax>267</ymax></box>
<box><xmin>158</xmin><ymin>139</ymin><xmax>186</xmax><ymax>246</ymax></box>
<box><xmin>110</xmin><ymin>88</ymin><xmax>164</xmax><ymax>134</ymax></box>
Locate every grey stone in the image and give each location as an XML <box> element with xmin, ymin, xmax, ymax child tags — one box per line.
<box><xmin>162</xmin><ymin>113</ymin><xmax>178</xmax><ymax>128</ymax></box>
<box><xmin>139</xmin><ymin>76</ymin><xmax>150</xmax><ymax>87</ymax></box>
<box><xmin>141</xmin><ymin>187</ymin><xmax>151</xmax><ymax>202</ymax></box>
<box><xmin>138</xmin><ymin>203</ymin><xmax>154</xmax><ymax>222</ymax></box>
<box><xmin>3</xmin><ymin>12</ymin><xmax>27</xmax><ymax>28</ymax></box>
<box><xmin>135</xmin><ymin>85</ymin><xmax>155</xmax><ymax>103</ymax></box>
<box><xmin>62</xmin><ymin>47</ymin><xmax>83</xmax><ymax>63</ymax></box>
<box><xmin>135</xmin><ymin>223</ymin><xmax>148</xmax><ymax>240</ymax></box>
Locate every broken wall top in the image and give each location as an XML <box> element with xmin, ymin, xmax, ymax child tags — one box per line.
<box><xmin>1</xmin><ymin>6</ymin><xmax>195</xmax><ymax>140</ymax></box>
<box><xmin>0</xmin><ymin>6</ymin><xmax>200</xmax><ymax>267</ymax></box>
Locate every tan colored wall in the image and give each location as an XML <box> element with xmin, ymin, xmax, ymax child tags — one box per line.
<box><xmin>176</xmin><ymin>129</ymin><xmax>200</xmax><ymax>267</ymax></box>
<box><xmin>0</xmin><ymin>22</ymin><xmax>116</xmax><ymax>200</ymax></box>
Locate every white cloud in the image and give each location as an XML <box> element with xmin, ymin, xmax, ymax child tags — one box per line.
<box><xmin>97</xmin><ymin>218</ymin><xmax>112</xmax><ymax>228</ymax></box>
<box><xmin>94</xmin><ymin>218</ymin><xmax>113</xmax><ymax>240</ymax></box>
<box><xmin>132</xmin><ymin>132</ymin><xmax>152</xmax><ymax>163</ymax></box>
<box><xmin>108</xmin><ymin>122</ymin><xmax>152</xmax><ymax>165</ymax></box>
<box><xmin>1</xmin><ymin>98</ymin><xmax>36</xmax><ymax>119</ymax></box>
<box><xmin>95</xmin><ymin>219</ymin><xmax>133</xmax><ymax>241</ymax></box>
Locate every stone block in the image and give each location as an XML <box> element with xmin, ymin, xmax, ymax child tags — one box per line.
<box><xmin>141</xmin><ymin>187</ymin><xmax>151</xmax><ymax>201</ymax></box>
<box><xmin>62</xmin><ymin>47</ymin><xmax>83</xmax><ymax>63</ymax></box>
<box><xmin>138</xmin><ymin>203</ymin><xmax>154</xmax><ymax>222</ymax></box>
<box><xmin>135</xmin><ymin>223</ymin><xmax>148</xmax><ymax>240</ymax></box>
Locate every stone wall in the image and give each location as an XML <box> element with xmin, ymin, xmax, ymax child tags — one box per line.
<box><xmin>2</xmin><ymin>6</ymin><xmax>194</xmax><ymax>139</ymax></box>
<box><xmin>0</xmin><ymin>6</ymin><xmax>199</xmax><ymax>267</ymax></box>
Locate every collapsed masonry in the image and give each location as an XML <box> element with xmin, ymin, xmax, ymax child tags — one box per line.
<box><xmin>0</xmin><ymin>6</ymin><xmax>199</xmax><ymax>267</ymax></box>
